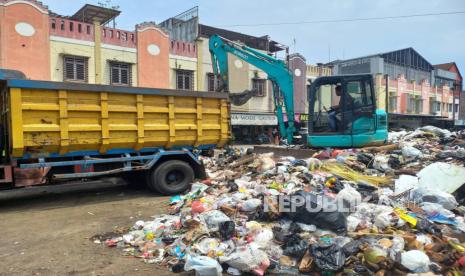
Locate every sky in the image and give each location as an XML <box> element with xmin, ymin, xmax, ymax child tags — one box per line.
<box><xmin>44</xmin><ymin>0</ymin><xmax>465</xmax><ymax>77</ymax></box>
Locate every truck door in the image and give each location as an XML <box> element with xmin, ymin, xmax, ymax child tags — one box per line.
<box><xmin>344</xmin><ymin>77</ymin><xmax>377</xmax><ymax>146</ymax></box>
<box><xmin>307</xmin><ymin>77</ymin><xmax>352</xmax><ymax>147</ymax></box>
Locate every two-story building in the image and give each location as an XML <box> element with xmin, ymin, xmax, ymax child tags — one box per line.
<box><xmin>329</xmin><ymin>48</ymin><xmax>462</xmax><ymax>128</ymax></box>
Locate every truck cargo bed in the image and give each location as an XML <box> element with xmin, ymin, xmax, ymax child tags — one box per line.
<box><xmin>1</xmin><ymin>79</ymin><xmax>230</xmax><ymax>159</ymax></box>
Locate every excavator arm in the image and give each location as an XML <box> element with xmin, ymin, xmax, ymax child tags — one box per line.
<box><xmin>209</xmin><ymin>34</ymin><xmax>295</xmax><ymax>143</ymax></box>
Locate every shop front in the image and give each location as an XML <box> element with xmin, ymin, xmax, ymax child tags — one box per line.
<box><xmin>231</xmin><ymin>113</ymin><xmax>278</xmax><ymax>144</ymax></box>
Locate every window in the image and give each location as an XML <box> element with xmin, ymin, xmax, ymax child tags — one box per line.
<box><xmin>60</xmin><ymin>20</ymin><xmax>65</xmax><ymax>30</ymax></box>
<box><xmin>406</xmin><ymin>95</ymin><xmax>415</xmax><ymax>113</ymax></box>
<box><xmin>347</xmin><ymin>81</ymin><xmax>373</xmax><ymax>108</ymax></box>
<box><xmin>252</xmin><ymin>79</ymin><xmax>266</xmax><ymax>97</ymax></box>
<box><xmin>448</xmin><ymin>103</ymin><xmax>453</xmax><ymax>112</ymax></box>
<box><xmin>78</xmin><ymin>24</ymin><xmax>82</xmax><ymax>33</ymax></box>
<box><xmin>69</xmin><ymin>22</ymin><xmax>73</xmax><ymax>32</ymax></box>
<box><xmin>388</xmin><ymin>95</ymin><xmax>397</xmax><ymax>112</ymax></box>
<box><xmin>110</xmin><ymin>62</ymin><xmax>132</xmax><ymax>86</ymax></box>
<box><xmin>176</xmin><ymin>70</ymin><xmax>194</xmax><ymax>90</ymax></box>
<box><xmin>86</xmin><ymin>25</ymin><xmax>91</xmax><ymax>35</ymax></box>
<box><xmin>63</xmin><ymin>56</ymin><xmax>88</xmax><ymax>82</ymax></box>
<box><xmin>454</xmin><ymin>104</ymin><xmax>459</xmax><ymax>113</ymax></box>
<box><xmin>415</xmin><ymin>98</ymin><xmax>423</xmax><ymax>114</ymax></box>
<box><xmin>51</xmin><ymin>19</ymin><xmax>56</xmax><ymax>29</ymax></box>
<box><xmin>207</xmin><ymin>73</ymin><xmax>223</xmax><ymax>92</ymax></box>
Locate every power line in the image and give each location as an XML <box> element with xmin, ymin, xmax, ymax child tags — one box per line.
<box><xmin>218</xmin><ymin>10</ymin><xmax>465</xmax><ymax>28</ymax></box>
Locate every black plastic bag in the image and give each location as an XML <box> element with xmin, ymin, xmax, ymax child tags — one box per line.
<box><xmin>282</xmin><ymin>191</ymin><xmax>347</xmax><ymax>234</ymax></box>
<box><xmin>219</xmin><ymin>221</ymin><xmax>235</xmax><ymax>240</ymax></box>
<box><xmin>416</xmin><ymin>218</ymin><xmax>442</xmax><ymax>237</ymax></box>
<box><xmin>342</xmin><ymin>240</ymin><xmax>362</xmax><ymax>256</ymax></box>
<box><xmin>388</xmin><ymin>156</ymin><xmax>401</xmax><ymax>169</ymax></box>
<box><xmin>357</xmin><ymin>153</ymin><xmax>374</xmax><ymax>167</ymax></box>
<box><xmin>282</xmin><ymin>234</ymin><xmax>309</xmax><ymax>259</ymax></box>
<box><xmin>311</xmin><ymin>243</ymin><xmax>346</xmax><ymax>271</ymax></box>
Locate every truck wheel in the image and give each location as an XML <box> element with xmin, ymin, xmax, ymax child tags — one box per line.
<box><xmin>148</xmin><ymin>160</ymin><xmax>194</xmax><ymax>195</ymax></box>
<box><xmin>122</xmin><ymin>171</ymin><xmax>147</xmax><ymax>189</ymax></box>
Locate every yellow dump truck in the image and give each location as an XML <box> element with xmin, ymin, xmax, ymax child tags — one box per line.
<box><xmin>0</xmin><ymin>69</ymin><xmax>230</xmax><ymax>194</ymax></box>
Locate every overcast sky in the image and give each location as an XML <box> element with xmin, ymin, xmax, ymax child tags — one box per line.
<box><xmin>45</xmin><ymin>0</ymin><xmax>465</xmax><ymax>78</ymax></box>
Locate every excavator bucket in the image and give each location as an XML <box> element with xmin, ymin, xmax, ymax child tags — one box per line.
<box><xmin>229</xmin><ymin>89</ymin><xmax>258</xmax><ymax>106</ymax></box>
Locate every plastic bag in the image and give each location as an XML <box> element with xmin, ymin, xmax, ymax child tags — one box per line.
<box><xmin>219</xmin><ymin>242</ymin><xmax>269</xmax><ymax>274</ymax></box>
<box><xmin>364</xmin><ymin>246</ymin><xmax>388</xmax><ymax>264</ymax></box>
<box><xmin>410</xmin><ymin>188</ymin><xmax>458</xmax><ymax>210</ymax></box>
<box><xmin>219</xmin><ymin>221</ymin><xmax>235</xmax><ymax>241</ymax></box>
<box><xmin>400</xmin><ymin>250</ymin><xmax>430</xmax><ymax>273</ymax></box>
<box><xmin>184</xmin><ymin>255</ymin><xmax>222</xmax><ymax>276</ymax></box>
<box><xmin>373</xmin><ymin>155</ymin><xmax>391</xmax><ymax>172</ymax></box>
<box><xmin>374</xmin><ymin>212</ymin><xmax>393</xmax><ymax>229</ymax></box>
<box><xmin>336</xmin><ymin>184</ymin><xmax>362</xmax><ymax>211</ymax></box>
<box><xmin>282</xmin><ymin>234</ymin><xmax>309</xmax><ymax>258</ymax></box>
<box><xmin>402</xmin><ymin>145</ymin><xmax>422</xmax><ymax>161</ymax></box>
<box><xmin>420</xmin><ymin>125</ymin><xmax>452</xmax><ymax>138</ymax></box>
<box><xmin>311</xmin><ymin>243</ymin><xmax>345</xmax><ymax>271</ymax></box>
<box><xmin>346</xmin><ymin>215</ymin><xmax>361</xmax><ymax>232</ymax></box>
<box><xmin>417</xmin><ymin>162</ymin><xmax>465</xmax><ymax>194</ymax></box>
<box><xmin>253</xmin><ymin>228</ymin><xmax>274</xmax><ymax>249</ymax></box>
<box><xmin>200</xmin><ymin>210</ymin><xmax>232</xmax><ymax>231</ymax></box>
<box><xmin>257</xmin><ymin>153</ymin><xmax>275</xmax><ymax>172</ymax></box>
<box><xmin>395</xmin><ymin>175</ymin><xmax>419</xmax><ymax>194</ymax></box>
<box><xmin>283</xmin><ymin>191</ymin><xmax>347</xmax><ymax>234</ymax></box>
<box><xmin>389</xmin><ymin>236</ymin><xmax>405</xmax><ymax>260</ymax></box>
<box><xmin>420</xmin><ymin>202</ymin><xmax>455</xmax><ymax>218</ymax></box>
<box><xmin>240</xmin><ymin>198</ymin><xmax>262</xmax><ymax>212</ymax></box>
<box><xmin>306</xmin><ymin>158</ymin><xmax>323</xmax><ymax>171</ymax></box>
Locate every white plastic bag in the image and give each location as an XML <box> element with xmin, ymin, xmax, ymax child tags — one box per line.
<box><xmin>346</xmin><ymin>215</ymin><xmax>361</xmax><ymax>232</ymax></box>
<box><xmin>417</xmin><ymin>162</ymin><xmax>465</xmax><ymax>193</ymax></box>
<box><xmin>219</xmin><ymin>243</ymin><xmax>269</xmax><ymax>273</ymax></box>
<box><xmin>374</xmin><ymin>212</ymin><xmax>393</xmax><ymax>229</ymax></box>
<box><xmin>401</xmin><ymin>250</ymin><xmax>430</xmax><ymax>273</ymax></box>
<box><xmin>402</xmin><ymin>145</ymin><xmax>422</xmax><ymax>161</ymax></box>
<box><xmin>410</xmin><ymin>188</ymin><xmax>458</xmax><ymax>210</ymax></box>
<box><xmin>336</xmin><ymin>184</ymin><xmax>362</xmax><ymax>210</ymax></box>
<box><xmin>389</xmin><ymin>236</ymin><xmax>405</xmax><ymax>260</ymax></box>
<box><xmin>200</xmin><ymin>210</ymin><xmax>232</xmax><ymax>231</ymax></box>
<box><xmin>252</xmin><ymin>228</ymin><xmax>274</xmax><ymax>249</ymax></box>
<box><xmin>184</xmin><ymin>255</ymin><xmax>223</xmax><ymax>276</ymax></box>
<box><xmin>373</xmin><ymin>155</ymin><xmax>391</xmax><ymax>172</ymax></box>
<box><xmin>240</xmin><ymin>198</ymin><xmax>262</xmax><ymax>212</ymax></box>
<box><xmin>394</xmin><ymin>175</ymin><xmax>419</xmax><ymax>194</ymax></box>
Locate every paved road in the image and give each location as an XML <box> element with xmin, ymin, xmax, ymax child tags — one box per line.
<box><xmin>0</xmin><ymin>178</ymin><xmax>175</xmax><ymax>275</ymax></box>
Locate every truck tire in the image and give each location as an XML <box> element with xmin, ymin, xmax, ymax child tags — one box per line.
<box><xmin>122</xmin><ymin>171</ymin><xmax>147</xmax><ymax>189</ymax></box>
<box><xmin>147</xmin><ymin>160</ymin><xmax>194</xmax><ymax>195</ymax></box>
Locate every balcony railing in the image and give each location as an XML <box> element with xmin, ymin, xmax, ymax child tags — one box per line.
<box><xmin>50</xmin><ymin>17</ymin><xmax>136</xmax><ymax>48</ymax></box>
<box><xmin>170</xmin><ymin>40</ymin><xmax>197</xmax><ymax>58</ymax></box>
<box><xmin>50</xmin><ymin>17</ymin><xmax>94</xmax><ymax>41</ymax></box>
<box><xmin>101</xmin><ymin>27</ymin><xmax>136</xmax><ymax>48</ymax></box>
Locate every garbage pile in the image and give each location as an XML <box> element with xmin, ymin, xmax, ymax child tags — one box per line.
<box><xmin>95</xmin><ymin>126</ymin><xmax>465</xmax><ymax>275</ymax></box>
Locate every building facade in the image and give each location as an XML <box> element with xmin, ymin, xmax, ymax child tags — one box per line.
<box><xmin>330</xmin><ymin>48</ymin><xmax>462</xmax><ymax>125</ymax></box>
<box><xmin>1</xmin><ymin>2</ymin><xmax>310</xmax><ymax>143</ymax></box>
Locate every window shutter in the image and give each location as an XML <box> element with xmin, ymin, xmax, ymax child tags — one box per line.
<box><xmin>76</xmin><ymin>62</ymin><xmax>85</xmax><ymax>81</ymax></box>
<box><xmin>121</xmin><ymin>67</ymin><xmax>128</xmax><ymax>85</ymax></box>
<box><xmin>111</xmin><ymin>66</ymin><xmax>119</xmax><ymax>84</ymax></box>
<box><xmin>64</xmin><ymin>58</ymin><xmax>75</xmax><ymax>80</ymax></box>
<box><xmin>177</xmin><ymin>72</ymin><xmax>183</xmax><ymax>89</ymax></box>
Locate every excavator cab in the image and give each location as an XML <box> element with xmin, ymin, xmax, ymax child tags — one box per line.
<box><xmin>307</xmin><ymin>74</ymin><xmax>387</xmax><ymax>147</ymax></box>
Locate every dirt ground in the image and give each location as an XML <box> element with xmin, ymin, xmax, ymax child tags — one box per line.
<box><xmin>0</xmin><ymin>178</ymin><xmax>177</xmax><ymax>276</ymax></box>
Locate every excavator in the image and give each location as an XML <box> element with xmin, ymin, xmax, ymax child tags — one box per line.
<box><xmin>209</xmin><ymin>34</ymin><xmax>388</xmax><ymax>147</ymax></box>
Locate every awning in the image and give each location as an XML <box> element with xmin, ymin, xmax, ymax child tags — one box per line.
<box><xmin>231</xmin><ymin>113</ymin><xmax>277</xmax><ymax>126</ymax></box>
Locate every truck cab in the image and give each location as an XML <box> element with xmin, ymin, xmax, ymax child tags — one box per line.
<box><xmin>307</xmin><ymin>74</ymin><xmax>388</xmax><ymax>147</ymax></box>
